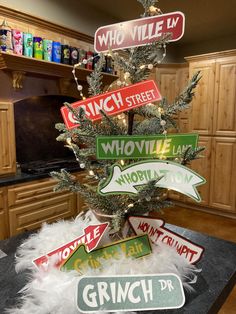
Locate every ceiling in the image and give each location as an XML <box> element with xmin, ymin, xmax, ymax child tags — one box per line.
<box><xmin>83</xmin><ymin>0</ymin><xmax>236</xmax><ymax>45</ymax></box>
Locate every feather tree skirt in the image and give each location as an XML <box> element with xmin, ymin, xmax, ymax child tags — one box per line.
<box><xmin>5</xmin><ymin>211</ymin><xmax>200</xmax><ymax>314</ymax></box>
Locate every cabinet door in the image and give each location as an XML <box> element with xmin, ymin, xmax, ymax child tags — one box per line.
<box><xmin>185</xmin><ymin>136</ymin><xmax>212</xmax><ymax>206</ymax></box>
<box><xmin>177</xmin><ymin>66</ymin><xmax>190</xmax><ymax>131</ymax></box>
<box><xmin>189</xmin><ymin>60</ymin><xmax>215</xmax><ymax>135</ymax></box>
<box><xmin>214</xmin><ymin>57</ymin><xmax>236</xmax><ymax>136</ymax></box>
<box><xmin>8</xmin><ymin>178</ymin><xmax>77</xmax><ymax>236</ymax></box>
<box><xmin>0</xmin><ymin>102</ymin><xmax>16</xmax><ymax>175</ymax></box>
<box><xmin>0</xmin><ymin>187</ymin><xmax>8</xmax><ymax>239</ymax></box>
<box><xmin>209</xmin><ymin>137</ymin><xmax>236</xmax><ymax>212</ymax></box>
<box><xmin>156</xmin><ymin>67</ymin><xmax>178</xmax><ymax>103</ymax></box>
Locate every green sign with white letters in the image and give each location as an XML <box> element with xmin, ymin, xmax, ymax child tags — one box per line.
<box><xmin>77</xmin><ymin>273</ymin><xmax>185</xmax><ymax>312</ymax></box>
<box><xmin>96</xmin><ymin>133</ymin><xmax>198</xmax><ymax>159</ymax></box>
<box><xmin>61</xmin><ymin>234</ymin><xmax>152</xmax><ymax>273</ymax></box>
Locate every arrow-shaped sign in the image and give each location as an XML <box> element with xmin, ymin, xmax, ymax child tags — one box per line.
<box><xmin>98</xmin><ymin>160</ymin><xmax>206</xmax><ymax>202</ymax></box>
<box><xmin>33</xmin><ymin>222</ymin><xmax>109</xmax><ymax>270</ymax></box>
<box><xmin>128</xmin><ymin>216</ymin><xmax>204</xmax><ymax>264</ymax></box>
<box><xmin>61</xmin><ymin>234</ymin><xmax>152</xmax><ymax>273</ymax></box>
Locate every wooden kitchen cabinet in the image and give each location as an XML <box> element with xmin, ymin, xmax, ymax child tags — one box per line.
<box><xmin>183</xmin><ymin>50</ymin><xmax>236</xmax><ymax>216</ymax></box>
<box><xmin>156</xmin><ymin>64</ymin><xmax>189</xmax><ymax>131</ymax></box>
<box><xmin>185</xmin><ymin>136</ymin><xmax>212</xmax><ymax>206</ymax></box>
<box><xmin>7</xmin><ymin>171</ymin><xmax>88</xmax><ymax>236</ymax></box>
<box><xmin>0</xmin><ymin>102</ymin><xmax>16</xmax><ymax>176</ymax></box>
<box><xmin>156</xmin><ymin>66</ymin><xmax>179</xmax><ymax>103</ymax></box>
<box><xmin>161</xmin><ymin>50</ymin><xmax>236</xmax><ymax>217</ymax></box>
<box><xmin>188</xmin><ymin>59</ymin><xmax>215</xmax><ymax>136</ymax></box>
<box><xmin>0</xmin><ymin>187</ymin><xmax>8</xmax><ymax>239</ymax></box>
<box><xmin>213</xmin><ymin>56</ymin><xmax>236</xmax><ymax>136</ymax></box>
<box><xmin>209</xmin><ymin>137</ymin><xmax>236</xmax><ymax>212</ymax></box>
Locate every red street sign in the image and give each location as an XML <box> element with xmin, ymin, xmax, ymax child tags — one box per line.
<box><xmin>61</xmin><ymin>80</ymin><xmax>161</xmax><ymax>129</ymax></box>
<box><xmin>128</xmin><ymin>216</ymin><xmax>204</xmax><ymax>264</ymax></box>
<box><xmin>94</xmin><ymin>11</ymin><xmax>185</xmax><ymax>52</ymax></box>
<box><xmin>33</xmin><ymin>222</ymin><xmax>108</xmax><ymax>270</ymax></box>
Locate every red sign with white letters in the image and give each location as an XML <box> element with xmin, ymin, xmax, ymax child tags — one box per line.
<box><xmin>94</xmin><ymin>11</ymin><xmax>185</xmax><ymax>52</ymax></box>
<box><xmin>33</xmin><ymin>222</ymin><xmax>108</xmax><ymax>270</ymax></box>
<box><xmin>61</xmin><ymin>80</ymin><xmax>161</xmax><ymax>129</ymax></box>
<box><xmin>128</xmin><ymin>216</ymin><xmax>204</xmax><ymax>264</ymax></box>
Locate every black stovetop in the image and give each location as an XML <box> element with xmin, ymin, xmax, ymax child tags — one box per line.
<box><xmin>20</xmin><ymin>158</ymin><xmax>80</xmax><ymax>174</ymax></box>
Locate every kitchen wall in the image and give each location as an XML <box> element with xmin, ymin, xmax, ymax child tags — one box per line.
<box><xmin>175</xmin><ymin>34</ymin><xmax>236</xmax><ymax>62</ymax></box>
<box><xmin>0</xmin><ymin>0</ymin><xmax>117</xmax><ymax>36</ymax></box>
<box><xmin>1</xmin><ymin>1</ymin><xmax>235</xmax><ymax>63</ymax></box>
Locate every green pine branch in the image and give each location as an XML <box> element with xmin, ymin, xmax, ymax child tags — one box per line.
<box><xmin>87</xmin><ymin>53</ymin><xmax>105</xmax><ymax>96</ymax></box>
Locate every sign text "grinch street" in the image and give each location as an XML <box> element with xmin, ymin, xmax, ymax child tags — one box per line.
<box><xmin>61</xmin><ymin>80</ymin><xmax>161</xmax><ymax>129</ymax></box>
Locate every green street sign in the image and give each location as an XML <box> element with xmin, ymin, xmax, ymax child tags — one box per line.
<box><xmin>61</xmin><ymin>234</ymin><xmax>152</xmax><ymax>273</ymax></box>
<box><xmin>77</xmin><ymin>273</ymin><xmax>185</xmax><ymax>312</ymax></box>
<box><xmin>96</xmin><ymin>133</ymin><xmax>199</xmax><ymax>159</ymax></box>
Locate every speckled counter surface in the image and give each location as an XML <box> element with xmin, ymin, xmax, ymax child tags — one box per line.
<box><xmin>0</xmin><ymin>168</ymin><xmax>82</xmax><ymax>187</ymax></box>
<box><xmin>0</xmin><ymin>225</ymin><xmax>236</xmax><ymax>314</ymax></box>
<box><xmin>0</xmin><ymin>172</ymin><xmax>51</xmax><ymax>187</ymax></box>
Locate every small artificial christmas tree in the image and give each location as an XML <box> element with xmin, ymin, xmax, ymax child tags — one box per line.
<box><xmin>51</xmin><ymin>0</ymin><xmax>204</xmax><ymax>238</ymax></box>
<box><xmin>8</xmin><ymin>2</ymin><xmax>207</xmax><ymax>313</ymax></box>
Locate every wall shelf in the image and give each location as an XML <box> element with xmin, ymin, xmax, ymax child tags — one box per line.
<box><xmin>0</xmin><ymin>52</ymin><xmax>118</xmax><ymax>89</ymax></box>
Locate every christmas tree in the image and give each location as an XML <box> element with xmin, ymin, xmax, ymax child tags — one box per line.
<box><xmin>9</xmin><ymin>2</ymin><xmax>207</xmax><ymax>313</ymax></box>
<box><xmin>51</xmin><ymin>0</ymin><xmax>204</xmax><ymax>238</ymax></box>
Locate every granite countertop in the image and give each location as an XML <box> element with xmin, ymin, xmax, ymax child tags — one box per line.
<box><xmin>0</xmin><ymin>168</ymin><xmax>83</xmax><ymax>187</ymax></box>
<box><xmin>0</xmin><ymin>225</ymin><xmax>236</xmax><ymax>313</ymax></box>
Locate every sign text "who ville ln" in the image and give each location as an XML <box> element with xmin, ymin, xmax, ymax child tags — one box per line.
<box><xmin>95</xmin><ymin>11</ymin><xmax>185</xmax><ymax>52</ymax></box>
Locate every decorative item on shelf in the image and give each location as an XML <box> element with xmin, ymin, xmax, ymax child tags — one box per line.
<box><xmin>86</xmin><ymin>50</ymin><xmax>93</xmax><ymax>70</ymax></box>
<box><xmin>12</xmin><ymin>30</ymin><xmax>23</xmax><ymax>55</ymax></box>
<box><xmin>0</xmin><ymin>19</ymin><xmax>13</xmax><ymax>53</ymax></box>
<box><xmin>33</xmin><ymin>37</ymin><xmax>43</xmax><ymax>60</ymax></box>
<box><xmin>92</xmin><ymin>52</ymin><xmax>99</xmax><ymax>69</ymax></box>
<box><xmin>78</xmin><ymin>48</ymin><xmax>86</xmax><ymax>68</ymax></box>
<box><xmin>61</xmin><ymin>44</ymin><xmax>70</xmax><ymax>64</ymax></box>
<box><xmin>69</xmin><ymin>46</ymin><xmax>78</xmax><ymax>65</ymax></box>
<box><xmin>52</xmin><ymin>41</ymin><xmax>61</xmax><ymax>63</ymax></box>
<box><xmin>105</xmin><ymin>54</ymin><xmax>114</xmax><ymax>74</ymax></box>
<box><xmin>43</xmin><ymin>39</ymin><xmax>53</xmax><ymax>61</ymax></box>
<box><xmin>23</xmin><ymin>32</ymin><xmax>33</xmax><ymax>57</ymax></box>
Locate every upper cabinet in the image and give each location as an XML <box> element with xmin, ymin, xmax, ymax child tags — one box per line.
<box><xmin>156</xmin><ymin>64</ymin><xmax>189</xmax><ymax>132</ymax></box>
<box><xmin>187</xmin><ymin>59</ymin><xmax>215</xmax><ymax>135</ymax></box>
<box><xmin>186</xmin><ymin>50</ymin><xmax>236</xmax><ymax>138</ymax></box>
<box><xmin>214</xmin><ymin>56</ymin><xmax>236</xmax><ymax>136</ymax></box>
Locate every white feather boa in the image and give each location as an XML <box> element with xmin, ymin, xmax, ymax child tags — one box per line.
<box><xmin>6</xmin><ymin>211</ymin><xmax>200</xmax><ymax>314</ymax></box>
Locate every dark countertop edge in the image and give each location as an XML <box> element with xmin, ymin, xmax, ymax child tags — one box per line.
<box><xmin>0</xmin><ymin>168</ymin><xmax>83</xmax><ymax>187</ymax></box>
